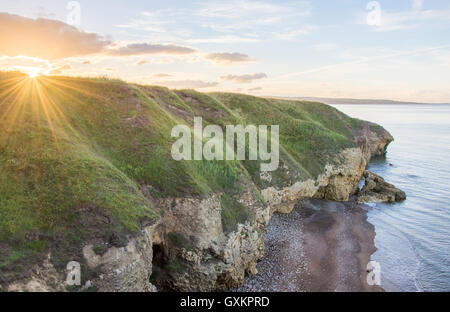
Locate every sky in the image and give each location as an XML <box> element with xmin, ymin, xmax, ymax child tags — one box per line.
<box><xmin>0</xmin><ymin>0</ymin><xmax>449</xmax><ymax>102</ymax></box>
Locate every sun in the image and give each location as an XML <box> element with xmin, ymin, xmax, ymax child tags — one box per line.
<box><xmin>25</xmin><ymin>67</ymin><xmax>42</xmax><ymax>78</ymax></box>
<box><xmin>15</xmin><ymin>66</ymin><xmax>42</xmax><ymax>78</ymax></box>
<box><xmin>27</xmin><ymin>71</ymin><xmax>39</xmax><ymax>78</ymax></box>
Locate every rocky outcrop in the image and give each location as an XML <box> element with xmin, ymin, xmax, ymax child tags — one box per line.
<box><xmin>6</xmin><ymin>253</ymin><xmax>66</xmax><ymax>292</ymax></box>
<box><xmin>147</xmin><ymin>181</ymin><xmax>268</xmax><ymax>291</ymax></box>
<box><xmin>263</xmin><ymin>148</ymin><xmax>367</xmax><ymax>215</ymax></box>
<box><xmin>261</xmin><ymin>123</ymin><xmax>395</xmax><ymax>213</ymax></box>
<box><xmin>81</xmin><ymin>222</ymin><xmax>160</xmax><ymax>292</ymax></box>
<box><xmin>357</xmin><ymin>171</ymin><xmax>406</xmax><ymax>204</ymax></box>
<box><xmin>356</xmin><ymin>122</ymin><xmax>394</xmax><ymax>162</ymax></box>
<box><xmin>6</xmin><ymin>222</ymin><xmax>160</xmax><ymax>292</ymax></box>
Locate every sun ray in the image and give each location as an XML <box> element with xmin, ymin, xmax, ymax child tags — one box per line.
<box><xmin>0</xmin><ymin>72</ymin><xmax>119</xmax><ymax>156</ymax></box>
<box><xmin>36</xmin><ymin>78</ymin><xmax>87</xmax><ymax>140</ymax></box>
<box><xmin>33</xmin><ymin>78</ymin><xmax>60</xmax><ymax>148</ymax></box>
<box><xmin>39</xmin><ymin>76</ymin><xmax>102</xmax><ymax>100</ymax></box>
<box><xmin>0</xmin><ymin>75</ymin><xmax>28</xmax><ymax>90</ymax></box>
<box><xmin>0</xmin><ymin>73</ymin><xmax>73</xmax><ymax>152</ymax></box>
<box><xmin>0</xmin><ymin>78</ymin><xmax>31</xmax><ymax>131</ymax></box>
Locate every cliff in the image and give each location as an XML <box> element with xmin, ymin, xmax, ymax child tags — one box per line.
<box><xmin>0</xmin><ymin>72</ymin><xmax>393</xmax><ymax>291</ymax></box>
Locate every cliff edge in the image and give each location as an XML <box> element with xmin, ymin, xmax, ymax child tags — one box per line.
<box><xmin>0</xmin><ymin>72</ymin><xmax>394</xmax><ymax>291</ymax></box>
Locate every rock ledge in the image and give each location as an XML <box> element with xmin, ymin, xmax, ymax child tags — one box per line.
<box><xmin>357</xmin><ymin>171</ymin><xmax>406</xmax><ymax>203</ymax></box>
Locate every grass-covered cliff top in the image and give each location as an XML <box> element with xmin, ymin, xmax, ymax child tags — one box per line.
<box><xmin>0</xmin><ymin>72</ymin><xmax>383</xmax><ymax>285</ymax></box>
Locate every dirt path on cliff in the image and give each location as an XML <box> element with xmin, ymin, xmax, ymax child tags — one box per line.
<box><xmin>237</xmin><ymin>199</ymin><xmax>383</xmax><ymax>292</ymax></box>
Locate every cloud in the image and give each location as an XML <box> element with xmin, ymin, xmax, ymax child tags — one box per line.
<box><xmin>58</xmin><ymin>64</ymin><xmax>72</xmax><ymax>70</ymax></box>
<box><xmin>196</xmin><ymin>1</ymin><xmax>314</xmax><ymax>40</ymax></box>
<box><xmin>273</xmin><ymin>25</ymin><xmax>318</xmax><ymax>40</ymax></box>
<box><xmin>248</xmin><ymin>87</ymin><xmax>262</xmax><ymax>92</ymax></box>
<box><xmin>155</xmin><ymin>80</ymin><xmax>219</xmax><ymax>89</ymax></box>
<box><xmin>0</xmin><ymin>56</ymin><xmax>78</xmax><ymax>76</ymax></box>
<box><xmin>0</xmin><ymin>13</ymin><xmax>195</xmax><ymax>62</ymax></box>
<box><xmin>205</xmin><ymin>52</ymin><xmax>255</xmax><ymax>65</ymax></box>
<box><xmin>186</xmin><ymin>35</ymin><xmax>260</xmax><ymax>44</ymax></box>
<box><xmin>279</xmin><ymin>45</ymin><xmax>450</xmax><ymax>79</ymax></box>
<box><xmin>115</xmin><ymin>1</ymin><xmax>315</xmax><ymax>43</ymax></box>
<box><xmin>197</xmin><ymin>1</ymin><xmax>310</xmax><ymax>20</ymax></box>
<box><xmin>0</xmin><ymin>55</ymin><xmax>51</xmax><ymax>73</ymax></box>
<box><xmin>82</xmin><ymin>60</ymin><xmax>91</xmax><ymax>65</ymax></box>
<box><xmin>0</xmin><ymin>55</ymin><xmax>49</xmax><ymax>66</ymax></box>
<box><xmin>153</xmin><ymin>73</ymin><xmax>174</xmax><ymax>78</ymax></box>
<box><xmin>48</xmin><ymin>64</ymin><xmax>72</xmax><ymax>75</ymax></box>
<box><xmin>132</xmin><ymin>58</ymin><xmax>176</xmax><ymax>65</ymax></box>
<box><xmin>45</xmin><ymin>64</ymin><xmax>72</xmax><ymax>75</ymax></box>
<box><xmin>0</xmin><ymin>13</ymin><xmax>110</xmax><ymax>60</ymax></box>
<box><xmin>108</xmin><ymin>43</ymin><xmax>196</xmax><ymax>56</ymax></box>
<box><xmin>221</xmin><ymin>73</ymin><xmax>267</xmax><ymax>83</ymax></box>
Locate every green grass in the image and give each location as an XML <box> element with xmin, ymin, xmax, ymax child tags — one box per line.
<box><xmin>208</xmin><ymin>93</ymin><xmax>361</xmax><ymax>183</ymax></box>
<box><xmin>0</xmin><ymin>72</ymin><xmax>388</xmax><ymax>285</ymax></box>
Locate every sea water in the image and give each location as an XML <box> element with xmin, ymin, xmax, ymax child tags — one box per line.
<box><xmin>334</xmin><ymin>104</ymin><xmax>450</xmax><ymax>292</ymax></box>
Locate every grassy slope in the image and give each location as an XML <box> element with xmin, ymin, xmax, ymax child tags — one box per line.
<box><xmin>0</xmin><ymin>72</ymin><xmax>369</xmax><ymax>285</ymax></box>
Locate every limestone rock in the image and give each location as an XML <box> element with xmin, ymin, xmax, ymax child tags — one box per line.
<box><xmin>81</xmin><ymin>222</ymin><xmax>160</xmax><ymax>292</ymax></box>
<box><xmin>7</xmin><ymin>253</ymin><xmax>66</xmax><ymax>292</ymax></box>
<box><xmin>150</xmin><ymin>180</ymin><xmax>267</xmax><ymax>291</ymax></box>
<box><xmin>144</xmin><ymin>125</ymin><xmax>394</xmax><ymax>291</ymax></box>
<box><xmin>357</xmin><ymin>171</ymin><xmax>406</xmax><ymax>203</ymax></box>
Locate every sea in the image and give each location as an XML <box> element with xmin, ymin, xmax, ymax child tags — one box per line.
<box><xmin>333</xmin><ymin>104</ymin><xmax>450</xmax><ymax>292</ymax></box>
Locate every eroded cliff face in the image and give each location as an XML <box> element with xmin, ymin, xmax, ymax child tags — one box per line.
<box><xmin>5</xmin><ymin>123</ymin><xmax>393</xmax><ymax>292</ymax></box>
<box><xmin>6</xmin><ymin>222</ymin><xmax>160</xmax><ymax>292</ymax></box>
<box><xmin>81</xmin><ymin>223</ymin><xmax>159</xmax><ymax>292</ymax></box>
<box><xmin>134</xmin><ymin>125</ymin><xmax>394</xmax><ymax>292</ymax></box>
<box><xmin>147</xmin><ymin>180</ymin><xmax>268</xmax><ymax>291</ymax></box>
<box><xmin>264</xmin><ymin>148</ymin><xmax>366</xmax><ymax>214</ymax></box>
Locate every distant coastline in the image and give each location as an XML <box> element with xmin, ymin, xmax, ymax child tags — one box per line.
<box><xmin>274</xmin><ymin>96</ymin><xmax>450</xmax><ymax>106</ymax></box>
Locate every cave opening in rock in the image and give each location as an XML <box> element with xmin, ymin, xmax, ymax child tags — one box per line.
<box><xmin>150</xmin><ymin>243</ymin><xmax>170</xmax><ymax>290</ymax></box>
<box><xmin>152</xmin><ymin>243</ymin><xmax>166</xmax><ymax>266</ymax></box>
